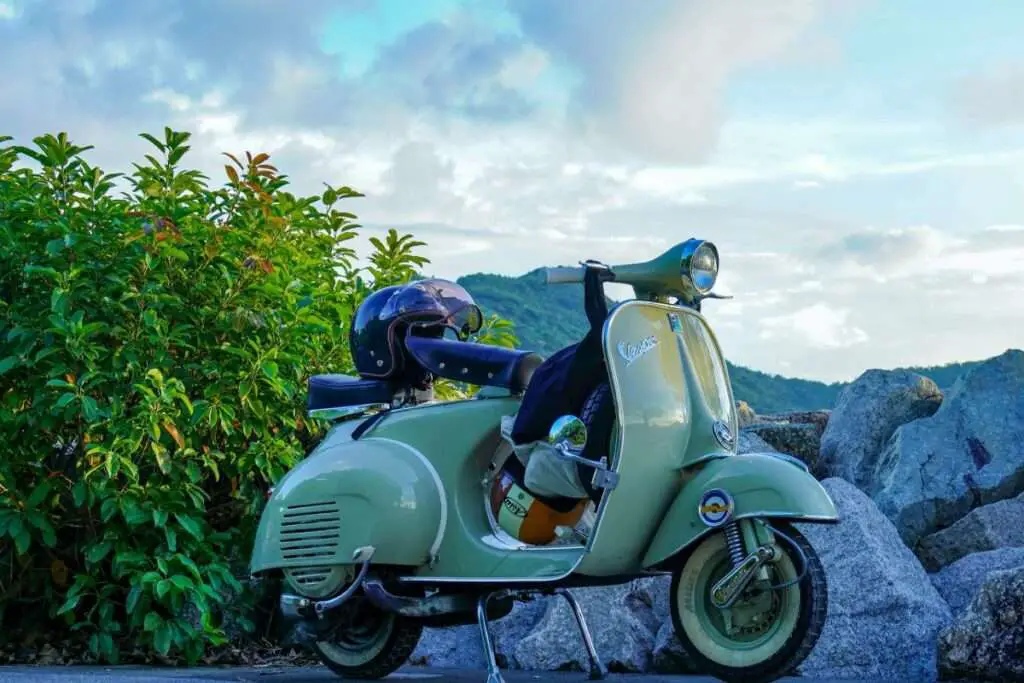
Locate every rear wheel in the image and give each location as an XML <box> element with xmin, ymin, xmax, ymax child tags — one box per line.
<box><xmin>313</xmin><ymin>594</ymin><xmax>422</xmax><ymax>680</ymax></box>
<box><xmin>669</xmin><ymin>523</ymin><xmax>826</xmax><ymax>683</ymax></box>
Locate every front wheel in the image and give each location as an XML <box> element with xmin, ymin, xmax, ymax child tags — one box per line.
<box><xmin>669</xmin><ymin>522</ymin><xmax>827</xmax><ymax>683</ymax></box>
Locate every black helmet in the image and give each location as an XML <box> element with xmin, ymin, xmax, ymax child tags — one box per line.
<box><xmin>349</xmin><ymin>278</ymin><xmax>484</xmax><ymax>383</ymax></box>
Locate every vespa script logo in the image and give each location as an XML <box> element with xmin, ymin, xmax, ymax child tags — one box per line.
<box><xmin>617</xmin><ymin>335</ymin><xmax>659</xmax><ymax>367</ymax></box>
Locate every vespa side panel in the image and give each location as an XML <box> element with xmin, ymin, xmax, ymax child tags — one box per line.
<box><xmin>642</xmin><ymin>452</ymin><xmax>840</xmax><ymax>569</ymax></box>
<box><xmin>364</xmin><ymin>397</ymin><xmax>585</xmax><ymax>583</ymax></box>
<box><xmin>576</xmin><ymin>301</ymin><xmax>703</xmax><ymax>576</ymax></box>
<box><xmin>249</xmin><ymin>426</ymin><xmax>444</xmax><ymax>574</ymax></box>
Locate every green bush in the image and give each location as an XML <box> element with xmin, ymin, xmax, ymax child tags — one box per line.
<box><xmin>0</xmin><ymin>128</ymin><xmax>512</xmax><ymax>663</ymax></box>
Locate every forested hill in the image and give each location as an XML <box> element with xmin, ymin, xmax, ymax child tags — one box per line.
<box><xmin>457</xmin><ymin>269</ymin><xmax>980</xmax><ymax>414</ymax></box>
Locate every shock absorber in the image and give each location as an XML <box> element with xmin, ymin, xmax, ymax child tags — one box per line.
<box><xmin>724</xmin><ymin>521</ymin><xmax>745</xmax><ymax>567</ymax></box>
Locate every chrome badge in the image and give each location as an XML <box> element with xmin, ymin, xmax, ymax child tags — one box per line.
<box><xmin>698</xmin><ymin>488</ymin><xmax>735</xmax><ymax>527</ymax></box>
<box><xmin>712</xmin><ymin>420</ymin><xmax>735</xmax><ymax>450</ymax></box>
<box><xmin>617</xmin><ymin>335</ymin><xmax>658</xmax><ymax>366</ymax></box>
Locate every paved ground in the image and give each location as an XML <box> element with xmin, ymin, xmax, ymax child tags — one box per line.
<box><xmin>0</xmin><ymin>665</ymin><xmax>877</xmax><ymax>682</ymax></box>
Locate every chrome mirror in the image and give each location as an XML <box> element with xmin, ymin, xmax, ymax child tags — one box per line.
<box><xmin>547</xmin><ymin>415</ymin><xmax>587</xmax><ymax>453</ymax></box>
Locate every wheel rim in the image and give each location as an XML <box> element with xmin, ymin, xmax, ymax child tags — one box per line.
<box><xmin>317</xmin><ymin>597</ymin><xmax>395</xmax><ymax>666</ymax></box>
<box><xmin>677</xmin><ymin>535</ymin><xmax>803</xmax><ymax>668</ymax></box>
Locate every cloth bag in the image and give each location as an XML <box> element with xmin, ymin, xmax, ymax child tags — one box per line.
<box><xmin>500</xmin><ymin>415</ymin><xmax>588</xmax><ymax>499</ymax></box>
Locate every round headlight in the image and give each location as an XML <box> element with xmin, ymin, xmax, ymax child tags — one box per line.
<box><xmin>689</xmin><ymin>241</ymin><xmax>719</xmax><ymax>293</ymax></box>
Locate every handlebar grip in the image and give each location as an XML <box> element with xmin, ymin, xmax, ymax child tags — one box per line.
<box><xmin>544</xmin><ymin>267</ymin><xmax>585</xmax><ymax>284</ymax></box>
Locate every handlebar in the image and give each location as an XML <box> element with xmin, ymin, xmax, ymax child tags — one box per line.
<box><xmin>544</xmin><ymin>267</ymin><xmax>586</xmax><ymax>284</ymax></box>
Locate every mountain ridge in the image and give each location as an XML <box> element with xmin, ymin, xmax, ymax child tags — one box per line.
<box><xmin>456</xmin><ymin>268</ymin><xmax>982</xmax><ymax>414</ymax></box>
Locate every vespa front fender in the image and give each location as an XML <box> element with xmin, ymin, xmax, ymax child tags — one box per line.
<box><xmin>250</xmin><ymin>436</ymin><xmax>445</xmax><ymax>574</ymax></box>
<box><xmin>642</xmin><ymin>452</ymin><xmax>838</xmax><ymax>569</ymax></box>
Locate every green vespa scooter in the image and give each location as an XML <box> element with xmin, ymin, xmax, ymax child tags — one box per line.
<box><xmin>248</xmin><ymin>238</ymin><xmax>839</xmax><ymax>683</ymax></box>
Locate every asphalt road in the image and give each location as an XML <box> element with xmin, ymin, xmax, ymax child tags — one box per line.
<box><xmin>0</xmin><ymin>665</ymin><xmax>882</xmax><ymax>682</ymax></box>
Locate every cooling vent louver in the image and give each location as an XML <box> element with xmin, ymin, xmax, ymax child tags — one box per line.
<box><xmin>279</xmin><ymin>500</ymin><xmax>342</xmax><ymax>562</ymax></box>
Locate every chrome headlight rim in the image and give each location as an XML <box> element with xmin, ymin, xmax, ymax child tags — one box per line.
<box><xmin>680</xmin><ymin>238</ymin><xmax>719</xmax><ymax>295</ymax></box>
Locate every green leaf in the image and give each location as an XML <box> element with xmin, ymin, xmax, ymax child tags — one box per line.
<box><xmin>14</xmin><ymin>528</ymin><xmax>31</xmax><ymax>555</ymax></box>
<box><xmin>81</xmin><ymin>395</ymin><xmax>99</xmax><ymax>421</ymax></box>
<box><xmin>153</xmin><ymin>623</ymin><xmax>172</xmax><ymax>655</ymax></box>
<box><xmin>174</xmin><ymin>553</ymin><xmax>202</xmax><ymax>582</ymax></box>
<box><xmin>37</xmin><ymin>519</ymin><xmax>57</xmax><ymax>547</ymax></box>
<box><xmin>120</xmin><ymin>498</ymin><xmax>148</xmax><ymax>526</ymax></box>
<box><xmin>57</xmin><ymin>592</ymin><xmax>82</xmax><ymax>615</ymax></box>
<box><xmin>126</xmin><ymin>585</ymin><xmax>143</xmax><ymax>613</ymax></box>
<box><xmin>174</xmin><ymin>513</ymin><xmax>203</xmax><ymax>540</ymax></box>
<box><xmin>0</xmin><ymin>356</ymin><xmax>17</xmax><ymax>376</ymax></box>
<box><xmin>143</xmin><ymin>611</ymin><xmax>163</xmax><ymax>632</ymax></box>
<box><xmin>56</xmin><ymin>392</ymin><xmax>77</xmax><ymax>409</ymax></box>
<box><xmin>153</xmin><ymin>509</ymin><xmax>169</xmax><ymax>527</ymax></box>
<box><xmin>26</xmin><ymin>481</ymin><xmax>52</xmax><ymax>508</ymax></box>
<box><xmin>169</xmin><ymin>575</ymin><xmax>194</xmax><ymax>592</ymax></box>
<box><xmin>156</xmin><ymin>579</ymin><xmax>172</xmax><ymax>600</ymax></box>
<box><xmin>72</xmin><ymin>481</ymin><xmax>88</xmax><ymax>507</ymax></box>
<box><xmin>86</xmin><ymin>541</ymin><xmax>113</xmax><ymax>564</ymax></box>
<box><xmin>46</xmin><ymin>238</ymin><xmax>65</xmax><ymax>256</ymax></box>
<box><xmin>101</xmin><ymin>497</ymin><xmax>119</xmax><ymax>522</ymax></box>
<box><xmin>165</xmin><ymin>527</ymin><xmax>177</xmax><ymax>552</ymax></box>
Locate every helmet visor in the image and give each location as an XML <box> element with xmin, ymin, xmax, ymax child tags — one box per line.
<box><xmin>381</xmin><ymin>278</ymin><xmax>483</xmax><ymax>340</ymax></box>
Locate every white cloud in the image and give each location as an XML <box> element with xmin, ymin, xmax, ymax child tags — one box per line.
<box><xmin>759</xmin><ymin>303</ymin><xmax>869</xmax><ymax>349</ymax></box>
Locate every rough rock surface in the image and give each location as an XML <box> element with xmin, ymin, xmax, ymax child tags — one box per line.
<box><xmin>917</xmin><ymin>492</ymin><xmax>1024</xmax><ymax>571</ymax></box>
<box><xmin>871</xmin><ymin>350</ymin><xmax>1024</xmax><ymax>548</ymax></box>
<box><xmin>650</xmin><ymin>621</ymin><xmax>695</xmax><ymax>674</ymax></box>
<box><xmin>796</xmin><ymin>478</ymin><xmax>952</xmax><ymax>682</ymax></box>
<box><xmin>757</xmin><ymin>410</ymin><xmax>832</xmax><ymax>433</ymax></box>
<box><xmin>744</xmin><ymin>422</ymin><xmax>822</xmax><ymax>473</ymax></box>
<box><xmin>736</xmin><ymin>429</ymin><xmax>776</xmax><ymax>455</ymax></box>
<box><xmin>411</xmin><ymin>599</ymin><xmax>547</xmax><ymax>669</ymax></box>
<box><xmin>938</xmin><ymin>565</ymin><xmax>1024</xmax><ymax>681</ymax></box>
<box><xmin>818</xmin><ymin>369</ymin><xmax>942</xmax><ymax>489</ymax></box>
<box><xmin>931</xmin><ymin>547</ymin><xmax>1024</xmax><ymax>616</ymax></box>
<box><xmin>512</xmin><ymin>578</ymin><xmax>668</xmax><ymax>673</ymax></box>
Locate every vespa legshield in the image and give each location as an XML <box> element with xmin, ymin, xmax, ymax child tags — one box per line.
<box><xmin>249</xmin><ymin>431</ymin><xmax>445</xmax><ymax>575</ymax></box>
<box><xmin>642</xmin><ymin>451</ymin><xmax>839</xmax><ymax>569</ymax></box>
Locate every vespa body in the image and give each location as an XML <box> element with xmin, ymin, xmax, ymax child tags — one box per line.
<box><xmin>249</xmin><ymin>239</ymin><xmax>839</xmax><ymax>683</ymax></box>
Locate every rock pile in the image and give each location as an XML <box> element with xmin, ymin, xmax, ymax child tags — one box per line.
<box><xmin>406</xmin><ymin>348</ymin><xmax>1024</xmax><ymax>681</ymax></box>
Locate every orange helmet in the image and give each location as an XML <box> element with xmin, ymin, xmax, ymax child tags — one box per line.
<box><xmin>489</xmin><ymin>459</ymin><xmax>587</xmax><ymax>545</ymax></box>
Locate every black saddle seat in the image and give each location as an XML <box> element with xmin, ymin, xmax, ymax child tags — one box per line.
<box><xmin>307</xmin><ymin>375</ymin><xmax>396</xmax><ymax>412</ymax></box>
<box><xmin>405</xmin><ymin>336</ymin><xmax>542</xmax><ymax>394</ymax></box>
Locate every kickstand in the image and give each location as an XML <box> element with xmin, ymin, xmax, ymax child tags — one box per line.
<box><xmin>477</xmin><ymin>591</ymin><xmax>509</xmax><ymax>683</ymax></box>
<box><xmin>556</xmin><ymin>588</ymin><xmax>608</xmax><ymax>681</ymax></box>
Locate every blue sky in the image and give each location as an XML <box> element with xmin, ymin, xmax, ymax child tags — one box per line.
<box><xmin>1</xmin><ymin>0</ymin><xmax>1022</xmax><ymax>381</ymax></box>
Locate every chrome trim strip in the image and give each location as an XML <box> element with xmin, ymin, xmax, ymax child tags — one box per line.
<box><xmin>308</xmin><ymin>403</ymin><xmax>388</xmax><ymax>420</ymax></box>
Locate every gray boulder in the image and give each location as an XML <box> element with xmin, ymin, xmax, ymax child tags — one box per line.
<box><xmin>737</xmin><ymin>429</ymin><xmax>777</xmax><ymax>454</ymax></box>
<box><xmin>736</xmin><ymin>400</ymin><xmax>757</xmax><ymax>427</ymax></box>
<box><xmin>512</xmin><ymin>579</ymin><xmax>665</xmax><ymax>672</ymax></box>
<box><xmin>411</xmin><ymin>599</ymin><xmax>548</xmax><ymax>669</ymax></box>
<box><xmin>917</xmin><ymin>492</ymin><xmax>1024</xmax><ymax>571</ymax></box>
<box><xmin>931</xmin><ymin>547</ymin><xmax>1024</xmax><ymax>616</ymax></box>
<box><xmin>938</xmin><ymin>565</ymin><xmax>1024</xmax><ymax>681</ymax></box>
<box><xmin>651</xmin><ymin>621</ymin><xmax>696</xmax><ymax>674</ymax></box>
<box><xmin>797</xmin><ymin>478</ymin><xmax>952</xmax><ymax>682</ymax></box>
<box><xmin>871</xmin><ymin>350</ymin><xmax>1024</xmax><ymax>549</ymax></box>
<box><xmin>744</xmin><ymin>422</ymin><xmax>822</xmax><ymax>473</ymax></box>
<box><xmin>818</xmin><ymin>369</ymin><xmax>942</xmax><ymax>489</ymax></box>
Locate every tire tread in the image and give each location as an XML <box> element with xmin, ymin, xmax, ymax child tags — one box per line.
<box><xmin>315</xmin><ymin>615</ymin><xmax>422</xmax><ymax>680</ymax></box>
